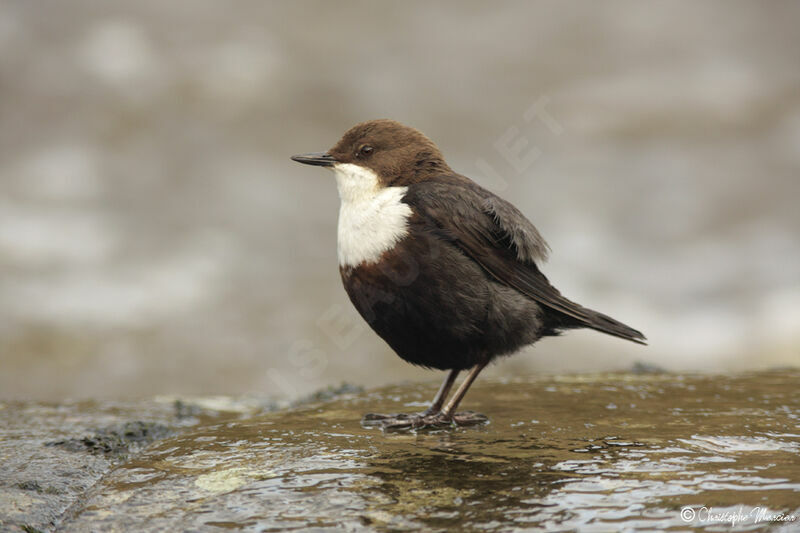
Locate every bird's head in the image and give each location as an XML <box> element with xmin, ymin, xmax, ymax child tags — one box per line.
<box><xmin>291</xmin><ymin>119</ymin><xmax>451</xmax><ymax>193</ymax></box>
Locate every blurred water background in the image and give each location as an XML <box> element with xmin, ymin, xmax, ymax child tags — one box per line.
<box><xmin>1</xmin><ymin>1</ymin><xmax>798</xmax><ymax>401</ymax></box>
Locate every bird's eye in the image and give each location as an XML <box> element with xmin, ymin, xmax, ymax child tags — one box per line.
<box><xmin>357</xmin><ymin>145</ymin><xmax>373</xmax><ymax>157</ymax></box>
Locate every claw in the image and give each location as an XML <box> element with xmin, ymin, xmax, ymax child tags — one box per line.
<box><xmin>361</xmin><ymin>411</ymin><xmax>489</xmax><ymax>432</ymax></box>
<box><xmin>361</xmin><ymin>412</ymin><xmax>420</xmax><ymax>426</ymax></box>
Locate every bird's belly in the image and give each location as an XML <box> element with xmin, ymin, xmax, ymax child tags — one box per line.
<box><xmin>339</xmin><ymin>235</ymin><xmax>543</xmax><ymax>370</ymax></box>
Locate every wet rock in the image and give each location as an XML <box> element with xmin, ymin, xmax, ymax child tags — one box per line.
<box><xmin>2</xmin><ymin>372</ymin><xmax>799</xmax><ymax>531</ymax></box>
<box><xmin>0</xmin><ymin>385</ymin><xmax>361</xmax><ymax>532</ymax></box>
<box><xmin>629</xmin><ymin>360</ymin><xmax>668</xmax><ymax>374</ymax></box>
<box><xmin>45</xmin><ymin>421</ymin><xmax>174</xmax><ymax>457</ymax></box>
<box><xmin>0</xmin><ymin>400</ymin><xmax>185</xmax><ymax>532</ymax></box>
<box><xmin>169</xmin><ymin>396</ymin><xmax>280</xmax><ymax>420</ymax></box>
<box><xmin>292</xmin><ymin>382</ymin><xmax>365</xmax><ymax>406</ymax></box>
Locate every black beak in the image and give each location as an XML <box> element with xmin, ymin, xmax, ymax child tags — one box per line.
<box><xmin>290</xmin><ymin>152</ymin><xmax>336</xmax><ymax>167</ymax></box>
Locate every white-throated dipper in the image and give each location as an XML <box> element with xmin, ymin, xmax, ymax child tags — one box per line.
<box><xmin>292</xmin><ymin>119</ymin><xmax>646</xmax><ymax>430</ymax></box>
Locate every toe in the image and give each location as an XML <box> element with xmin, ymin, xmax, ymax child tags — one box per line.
<box><xmin>451</xmin><ymin>411</ymin><xmax>489</xmax><ymax>427</ymax></box>
<box><xmin>362</xmin><ymin>413</ymin><xmax>397</xmax><ymax>420</ymax></box>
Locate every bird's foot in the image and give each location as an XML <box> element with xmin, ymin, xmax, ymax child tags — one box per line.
<box><xmin>361</xmin><ymin>411</ymin><xmax>489</xmax><ymax>432</ymax></box>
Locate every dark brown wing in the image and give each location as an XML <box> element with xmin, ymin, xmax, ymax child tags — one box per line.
<box><xmin>405</xmin><ymin>175</ymin><xmax>647</xmax><ymax>344</ymax></box>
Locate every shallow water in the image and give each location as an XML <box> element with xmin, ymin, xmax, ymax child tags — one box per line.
<box><xmin>61</xmin><ymin>372</ymin><xmax>800</xmax><ymax>531</ymax></box>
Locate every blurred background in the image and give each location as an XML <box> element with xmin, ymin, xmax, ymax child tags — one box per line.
<box><xmin>1</xmin><ymin>1</ymin><xmax>798</xmax><ymax>401</ymax></box>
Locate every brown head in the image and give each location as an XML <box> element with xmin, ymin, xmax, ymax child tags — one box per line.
<box><xmin>291</xmin><ymin>119</ymin><xmax>451</xmax><ymax>187</ymax></box>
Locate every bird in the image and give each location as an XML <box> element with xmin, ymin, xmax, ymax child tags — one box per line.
<box><xmin>291</xmin><ymin>119</ymin><xmax>645</xmax><ymax>430</ymax></box>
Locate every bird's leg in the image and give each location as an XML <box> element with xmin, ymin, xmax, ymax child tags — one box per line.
<box><xmin>364</xmin><ymin>363</ymin><xmax>489</xmax><ymax>431</ymax></box>
<box><xmin>437</xmin><ymin>361</ymin><xmax>489</xmax><ymax>426</ymax></box>
<box><xmin>361</xmin><ymin>369</ymin><xmax>459</xmax><ymax>428</ymax></box>
<box><xmin>421</xmin><ymin>369</ymin><xmax>460</xmax><ymax>415</ymax></box>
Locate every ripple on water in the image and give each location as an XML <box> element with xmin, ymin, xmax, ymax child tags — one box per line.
<box><xmin>59</xmin><ymin>372</ymin><xmax>800</xmax><ymax>532</ymax></box>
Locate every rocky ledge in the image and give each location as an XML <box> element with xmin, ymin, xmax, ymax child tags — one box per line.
<box><xmin>2</xmin><ymin>372</ymin><xmax>799</xmax><ymax>532</ymax></box>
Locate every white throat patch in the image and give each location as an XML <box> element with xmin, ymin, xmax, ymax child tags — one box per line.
<box><xmin>332</xmin><ymin>163</ymin><xmax>412</xmax><ymax>268</ymax></box>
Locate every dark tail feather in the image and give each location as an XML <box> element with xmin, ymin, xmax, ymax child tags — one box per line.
<box><xmin>580</xmin><ymin>308</ymin><xmax>647</xmax><ymax>345</ymax></box>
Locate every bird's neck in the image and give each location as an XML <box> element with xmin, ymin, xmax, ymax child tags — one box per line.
<box><xmin>333</xmin><ymin>163</ymin><xmax>412</xmax><ymax>268</ymax></box>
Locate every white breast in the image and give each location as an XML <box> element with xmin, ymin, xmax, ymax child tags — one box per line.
<box><xmin>333</xmin><ymin>163</ymin><xmax>412</xmax><ymax>268</ymax></box>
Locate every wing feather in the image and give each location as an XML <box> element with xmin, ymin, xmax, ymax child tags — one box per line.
<box><xmin>405</xmin><ymin>175</ymin><xmax>646</xmax><ymax>344</ymax></box>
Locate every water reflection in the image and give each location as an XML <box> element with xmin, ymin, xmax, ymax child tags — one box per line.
<box><xmin>57</xmin><ymin>372</ymin><xmax>800</xmax><ymax>531</ymax></box>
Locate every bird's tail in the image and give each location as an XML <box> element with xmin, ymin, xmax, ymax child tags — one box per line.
<box><xmin>536</xmin><ymin>285</ymin><xmax>647</xmax><ymax>345</ymax></box>
<box><xmin>577</xmin><ymin>306</ymin><xmax>647</xmax><ymax>345</ymax></box>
